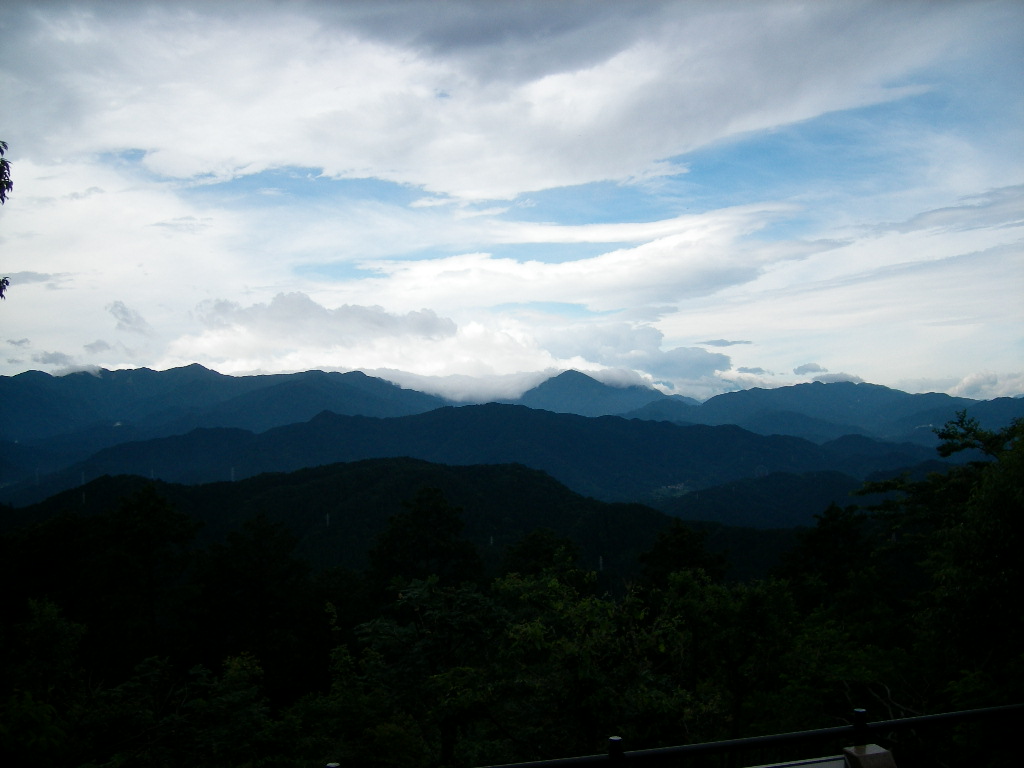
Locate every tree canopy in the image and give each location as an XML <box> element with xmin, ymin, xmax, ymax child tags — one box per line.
<box><xmin>1</xmin><ymin>140</ymin><xmax>11</xmax><ymax>299</ymax></box>
<box><xmin>0</xmin><ymin>141</ymin><xmax>11</xmax><ymax>205</ymax></box>
<box><xmin>1</xmin><ymin>413</ymin><xmax>1020</xmax><ymax>766</ymax></box>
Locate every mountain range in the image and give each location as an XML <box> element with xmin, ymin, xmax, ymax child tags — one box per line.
<box><xmin>2</xmin><ymin>365</ymin><xmax>1021</xmax><ymax>525</ymax></box>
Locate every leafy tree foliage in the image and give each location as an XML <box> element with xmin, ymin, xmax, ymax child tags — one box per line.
<box><xmin>501</xmin><ymin>527</ymin><xmax>580</xmax><ymax>577</ymax></box>
<box><xmin>1</xmin><ymin>140</ymin><xmax>12</xmax><ymax>299</ymax></box>
<box><xmin>912</xmin><ymin>415</ymin><xmax>1023</xmax><ymax>705</ymax></box>
<box><xmin>638</xmin><ymin>518</ymin><xmax>727</xmax><ymax>588</ymax></box>
<box><xmin>0</xmin><ymin>141</ymin><xmax>11</xmax><ymax>205</ymax></box>
<box><xmin>190</xmin><ymin>515</ymin><xmax>327</xmax><ymax>702</ymax></box>
<box><xmin>0</xmin><ymin>600</ymin><xmax>86</xmax><ymax>764</ymax></box>
<box><xmin>365</xmin><ymin>487</ymin><xmax>483</xmax><ymax>595</ymax></box>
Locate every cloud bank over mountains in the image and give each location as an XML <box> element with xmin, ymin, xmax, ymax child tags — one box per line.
<box><xmin>0</xmin><ymin>0</ymin><xmax>1021</xmax><ymax>400</ymax></box>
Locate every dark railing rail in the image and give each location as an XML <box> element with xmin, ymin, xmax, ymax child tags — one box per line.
<box><xmin>476</xmin><ymin>703</ymin><xmax>1023</xmax><ymax>767</ymax></box>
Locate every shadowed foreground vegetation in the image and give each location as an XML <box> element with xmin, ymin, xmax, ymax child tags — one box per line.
<box><xmin>1</xmin><ymin>414</ymin><xmax>1020</xmax><ymax>767</ymax></box>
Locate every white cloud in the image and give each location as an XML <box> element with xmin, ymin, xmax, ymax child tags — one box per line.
<box><xmin>537</xmin><ymin>320</ymin><xmax>731</xmax><ymax>381</ymax></box>
<box><xmin>368</xmin><ymin>368</ymin><xmax>554</xmax><ymax>403</ymax></box>
<box><xmin>157</xmin><ymin>292</ymin><xmax>733</xmax><ymax>391</ymax></box>
<box><xmin>322</xmin><ymin>203</ymin><xmax>819</xmax><ymax>320</ymax></box>
<box><xmin>159</xmin><ymin>294</ymin><xmax>556</xmax><ymax>378</ymax></box>
<box><xmin>814</xmin><ymin>373</ymin><xmax>865</xmax><ymax>384</ymax></box>
<box><xmin>699</xmin><ymin>339</ymin><xmax>752</xmax><ymax>348</ymax></box>
<box><xmin>794</xmin><ymin>363</ymin><xmax>828</xmax><ymax>375</ymax></box>
<box><xmin>1</xmin><ymin>0</ymin><xmax>996</xmax><ymax>200</ymax></box>
<box><xmin>948</xmin><ymin>371</ymin><xmax>1024</xmax><ymax>400</ymax></box>
<box><xmin>873</xmin><ymin>185</ymin><xmax>1024</xmax><ymax>235</ymax></box>
<box><xmin>32</xmin><ymin>350</ymin><xmax>75</xmax><ymax>367</ymax></box>
<box><xmin>108</xmin><ymin>300</ymin><xmax>153</xmax><ymax>335</ymax></box>
<box><xmin>84</xmin><ymin>339</ymin><xmax>112</xmax><ymax>353</ymax></box>
<box><xmin>195</xmin><ymin>292</ymin><xmax>456</xmax><ymax>343</ymax></box>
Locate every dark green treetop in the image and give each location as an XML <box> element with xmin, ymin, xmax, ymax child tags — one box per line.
<box><xmin>1</xmin><ymin>140</ymin><xmax>11</xmax><ymax>299</ymax></box>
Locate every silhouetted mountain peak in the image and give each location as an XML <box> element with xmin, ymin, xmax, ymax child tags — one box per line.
<box><xmin>516</xmin><ymin>370</ymin><xmax>666</xmax><ymax>416</ymax></box>
<box><xmin>544</xmin><ymin>369</ymin><xmax>604</xmax><ymax>387</ymax></box>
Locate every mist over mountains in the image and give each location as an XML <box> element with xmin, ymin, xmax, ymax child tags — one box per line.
<box><xmin>2</xmin><ymin>365</ymin><xmax>1021</xmax><ymax>521</ymax></box>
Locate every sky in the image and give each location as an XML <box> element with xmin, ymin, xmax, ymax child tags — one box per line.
<box><xmin>0</xmin><ymin>0</ymin><xmax>1021</xmax><ymax>402</ymax></box>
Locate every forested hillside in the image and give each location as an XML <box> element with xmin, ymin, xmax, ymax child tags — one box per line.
<box><xmin>0</xmin><ymin>414</ymin><xmax>1019</xmax><ymax>767</ymax></box>
<box><xmin>5</xmin><ymin>367</ymin><xmax>1022</xmax><ymax>517</ymax></box>
<box><xmin>2</xmin><ymin>403</ymin><xmax>942</xmax><ymax>509</ymax></box>
<box><xmin>2</xmin><ymin>459</ymin><xmax>679</xmax><ymax>583</ymax></box>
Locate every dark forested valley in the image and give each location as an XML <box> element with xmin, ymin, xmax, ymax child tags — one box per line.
<box><xmin>0</xmin><ymin>367</ymin><xmax>1021</xmax><ymax>766</ymax></box>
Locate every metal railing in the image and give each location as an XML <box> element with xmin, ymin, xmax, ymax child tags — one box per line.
<box><xmin>476</xmin><ymin>703</ymin><xmax>1023</xmax><ymax>767</ymax></box>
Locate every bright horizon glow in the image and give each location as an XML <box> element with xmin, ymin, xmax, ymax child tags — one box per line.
<box><xmin>0</xmin><ymin>0</ymin><xmax>1021</xmax><ymax>401</ymax></box>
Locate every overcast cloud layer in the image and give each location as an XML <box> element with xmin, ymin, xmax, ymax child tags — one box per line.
<box><xmin>0</xmin><ymin>0</ymin><xmax>1021</xmax><ymax>400</ymax></box>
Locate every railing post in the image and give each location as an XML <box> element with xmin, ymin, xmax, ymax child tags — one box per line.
<box><xmin>609</xmin><ymin>735</ymin><xmax>625</xmax><ymax>763</ymax></box>
<box><xmin>852</xmin><ymin>708</ymin><xmax>869</xmax><ymax>745</ymax></box>
<box><xmin>845</xmin><ymin>708</ymin><xmax>900</xmax><ymax>768</ymax></box>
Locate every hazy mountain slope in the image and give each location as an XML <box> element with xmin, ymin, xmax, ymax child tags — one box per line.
<box><xmin>624</xmin><ymin>403</ymin><xmax>870</xmax><ymax>444</ymax></box>
<box><xmin>154</xmin><ymin>370</ymin><xmax>449</xmax><ymax>433</ymax></box>
<box><xmin>729</xmin><ymin>410</ymin><xmax>872</xmax><ymax>443</ymax></box>
<box><xmin>3</xmin><ymin>366</ymin><xmax>1016</xmax><ymax>495</ymax></box>
<box><xmin>0</xmin><ymin>365</ymin><xmax>238</xmax><ymax>442</ymax></box>
<box><xmin>4</xmin><ymin>404</ymin><xmax>938</xmax><ymax>508</ymax></box>
<box><xmin>622</xmin><ymin>397</ymin><xmax>699</xmax><ymax>423</ymax></box>
<box><xmin>692</xmin><ymin>381</ymin><xmax>972</xmax><ymax>438</ymax></box>
<box><xmin>626</xmin><ymin>379</ymin><xmax>1023</xmax><ymax>445</ymax></box>
<box><xmin>0</xmin><ymin>365</ymin><xmax>448</xmax><ymax>451</ymax></box>
<box><xmin>882</xmin><ymin>395</ymin><xmax>1024</xmax><ymax>442</ymax></box>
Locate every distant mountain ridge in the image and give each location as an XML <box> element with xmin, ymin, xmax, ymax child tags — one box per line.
<box><xmin>623</xmin><ymin>379</ymin><xmax>1024</xmax><ymax>444</ymax></box>
<box><xmin>0</xmin><ymin>364</ymin><xmax>447</xmax><ymax>443</ymax></box>
<box><xmin>4</xmin><ymin>364</ymin><xmax>1018</xmax><ymax>448</ymax></box>
<box><xmin>2</xmin><ymin>364</ymin><xmax>1021</xmax><ymax>516</ymax></box>
<box><xmin>0</xmin><ymin>365</ymin><xmax>449</xmax><ymax>477</ymax></box>
<box><xmin>3</xmin><ymin>402</ymin><xmax>939</xmax><ymax>509</ymax></box>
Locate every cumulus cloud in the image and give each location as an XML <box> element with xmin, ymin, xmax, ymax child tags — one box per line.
<box><xmin>949</xmin><ymin>371</ymin><xmax>1024</xmax><ymax>400</ymax></box>
<box><xmin>108</xmin><ymin>301</ymin><xmax>154</xmax><ymax>335</ymax></box>
<box><xmin>156</xmin><ymin>293</ymin><xmax>472</xmax><ymax>374</ymax></box>
<box><xmin>537</xmin><ymin>320</ymin><xmax>730</xmax><ymax>382</ymax></box>
<box><xmin>642</xmin><ymin>346</ymin><xmax>732</xmax><ymax>381</ymax></box>
<box><xmin>32</xmin><ymin>351</ymin><xmax>76</xmax><ymax>367</ymax></box>
<box><xmin>196</xmin><ymin>293</ymin><xmax>457</xmax><ymax>343</ymax></box>
<box><xmin>161</xmin><ymin>294</ymin><xmax>733</xmax><ymax>393</ymax></box>
<box><xmin>814</xmin><ymin>372</ymin><xmax>864</xmax><ymax>384</ymax></box>
<box><xmin>162</xmin><ymin>316</ymin><xmax>557</xmax><ymax>380</ymax></box>
<box><xmin>794</xmin><ymin>363</ymin><xmax>828</xmax><ymax>375</ymax></box>
<box><xmin>368</xmin><ymin>368</ymin><xmax>554</xmax><ymax>403</ymax></box>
